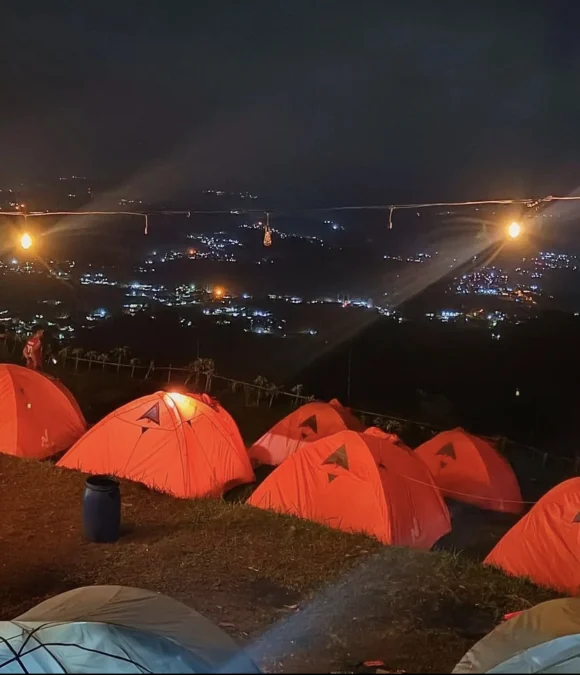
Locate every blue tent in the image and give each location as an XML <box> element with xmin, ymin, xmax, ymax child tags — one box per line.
<box><xmin>0</xmin><ymin>586</ymin><xmax>259</xmax><ymax>674</ymax></box>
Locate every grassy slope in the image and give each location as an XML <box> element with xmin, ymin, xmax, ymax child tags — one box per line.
<box><xmin>0</xmin><ymin>368</ymin><xmax>561</xmax><ymax>673</ymax></box>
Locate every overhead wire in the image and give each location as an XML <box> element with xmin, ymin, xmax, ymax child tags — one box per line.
<box><xmin>0</xmin><ymin>210</ymin><xmax>192</xmax><ymax>234</ymax></box>
<box><xmin>138</xmin><ymin>193</ymin><xmax>578</xmax><ymax>216</ymax></box>
<box><xmin>0</xmin><ymin>192</ymin><xmax>574</xmax><ymax>236</ymax></box>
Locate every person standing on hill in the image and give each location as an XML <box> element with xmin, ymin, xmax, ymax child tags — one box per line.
<box><xmin>23</xmin><ymin>325</ymin><xmax>44</xmax><ymax>370</ymax></box>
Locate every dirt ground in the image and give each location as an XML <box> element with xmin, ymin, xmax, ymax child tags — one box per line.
<box><xmin>0</xmin><ymin>453</ymin><xmax>556</xmax><ymax>674</ymax></box>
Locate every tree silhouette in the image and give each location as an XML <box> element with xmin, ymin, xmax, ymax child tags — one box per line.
<box><xmin>253</xmin><ymin>375</ymin><xmax>269</xmax><ymax>406</ymax></box>
<box><xmin>201</xmin><ymin>358</ymin><xmax>215</xmax><ymax>392</ymax></box>
<box><xmin>290</xmin><ymin>384</ymin><xmax>304</xmax><ymax>406</ymax></box>
<box><xmin>267</xmin><ymin>382</ymin><xmax>281</xmax><ymax>408</ymax></box>
<box><xmin>111</xmin><ymin>346</ymin><xmax>130</xmax><ymax>373</ymax></box>
<box><xmin>184</xmin><ymin>358</ymin><xmax>204</xmax><ymax>388</ymax></box>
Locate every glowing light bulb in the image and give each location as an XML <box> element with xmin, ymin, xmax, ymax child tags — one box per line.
<box><xmin>20</xmin><ymin>233</ymin><xmax>32</xmax><ymax>249</ymax></box>
<box><xmin>166</xmin><ymin>391</ymin><xmax>189</xmax><ymax>405</ymax></box>
<box><xmin>507</xmin><ymin>222</ymin><xmax>521</xmax><ymax>239</ymax></box>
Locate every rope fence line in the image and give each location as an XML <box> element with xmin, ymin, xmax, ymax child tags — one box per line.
<box><xmin>56</xmin><ymin>353</ymin><xmax>580</xmax><ymax>474</ymax></box>
<box><xmin>395</xmin><ymin>473</ymin><xmax>538</xmax><ymax>506</ymax></box>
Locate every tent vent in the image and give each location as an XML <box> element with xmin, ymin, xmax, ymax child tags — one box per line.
<box><xmin>137</xmin><ymin>402</ymin><xmax>160</xmax><ymax>425</ymax></box>
<box><xmin>436</xmin><ymin>442</ymin><xmax>456</xmax><ymax>460</ymax></box>
<box><xmin>322</xmin><ymin>444</ymin><xmax>349</xmax><ymax>470</ymax></box>
<box><xmin>299</xmin><ymin>415</ymin><xmax>318</xmax><ymax>434</ymax></box>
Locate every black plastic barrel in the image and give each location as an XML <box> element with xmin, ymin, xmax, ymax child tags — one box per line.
<box><xmin>82</xmin><ymin>475</ymin><xmax>121</xmax><ymax>543</ymax></box>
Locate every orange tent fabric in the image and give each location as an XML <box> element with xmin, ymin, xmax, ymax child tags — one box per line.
<box><xmin>485</xmin><ymin>478</ymin><xmax>580</xmax><ymax>594</ymax></box>
<box><xmin>415</xmin><ymin>428</ymin><xmax>523</xmax><ymax>514</ymax></box>
<box><xmin>248</xmin><ymin>398</ymin><xmax>363</xmax><ymax>467</ymax></box>
<box><xmin>248</xmin><ymin>429</ymin><xmax>451</xmax><ymax>548</ymax></box>
<box><xmin>364</xmin><ymin>425</ymin><xmax>410</xmax><ymax>449</ymax></box>
<box><xmin>0</xmin><ymin>364</ymin><xmax>86</xmax><ymax>459</ymax></box>
<box><xmin>58</xmin><ymin>391</ymin><xmax>254</xmax><ymax>499</ymax></box>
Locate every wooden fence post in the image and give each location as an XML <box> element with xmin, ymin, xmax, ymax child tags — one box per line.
<box><xmin>144</xmin><ymin>360</ymin><xmax>154</xmax><ymax>380</ymax></box>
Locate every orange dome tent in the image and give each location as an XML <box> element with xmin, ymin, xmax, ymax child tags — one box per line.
<box><xmin>0</xmin><ymin>364</ymin><xmax>86</xmax><ymax>459</ymax></box>
<box><xmin>415</xmin><ymin>428</ymin><xmax>523</xmax><ymax>514</ymax></box>
<box><xmin>248</xmin><ymin>429</ymin><xmax>451</xmax><ymax>548</ymax></box>
<box><xmin>485</xmin><ymin>478</ymin><xmax>580</xmax><ymax>594</ymax></box>
<box><xmin>248</xmin><ymin>398</ymin><xmax>363</xmax><ymax>467</ymax></box>
<box><xmin>57</xmin><ymin>391</ymin><xmax>254</xmax><ymax>499</ymax></box>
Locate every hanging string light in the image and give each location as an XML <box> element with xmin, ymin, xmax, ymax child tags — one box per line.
<box><xmin>0</xmin><ymin>210</ymin><xmax>187</xmax><ymax>235</ymax></box>
<box><xmin>2</xmin><ymin>192</ymin><xmax>579</xmax><ymax>242</ymax></box>
<box><xmin>20</xmin><ymin>232</ymin><xmax>32</xmax><ymax>250</ymax></box>
<box><xmin>263</xmin><ymin>212</ymin><xmax>272</xmax><ymax>247</ymax></box>
<box><xmin>19</xmin><ymin>211</ymin><xmax>33</xmax><ymax>250</ymax></box>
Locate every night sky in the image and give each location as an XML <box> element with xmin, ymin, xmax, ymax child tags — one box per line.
<box><xmin>2</xmin><ymin>1</ymin><xmax>580</xmax><ymax>205</ymax></box>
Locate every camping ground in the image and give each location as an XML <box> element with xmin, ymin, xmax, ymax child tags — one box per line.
<box><xmin>0</xmin><ymin>369</ymin><xmax>562</xmax><ymax>673</ymax></box>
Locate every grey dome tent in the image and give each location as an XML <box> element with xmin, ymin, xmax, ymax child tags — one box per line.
<box><xmin>453</xmin><ymin>597</ymin><xmax>580</xmax><ymax>673</ymax></box>
<box><xmin>0</xmin><ymin>585</ymin><xmax>259</xmax><ymax>673</ymax></box>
